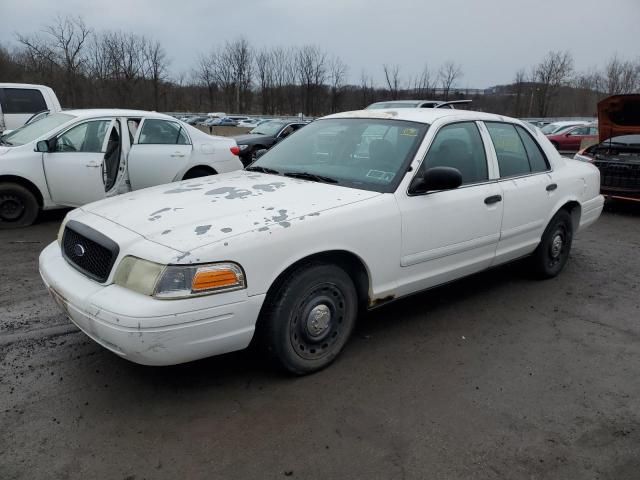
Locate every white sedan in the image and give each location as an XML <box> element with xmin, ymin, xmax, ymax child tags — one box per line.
<box><xmin>0</xmin><ymin>109</ymin><xmax>243</xmax><ymax>228</ymax></box>
<box><xmin>39</xmin><ymin>108</ymin><xmax>604</xmax><ymax>374</ymax></box>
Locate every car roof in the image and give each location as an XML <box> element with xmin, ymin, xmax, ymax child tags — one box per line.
<box><xmin>323</xmin><ymin>108</ymin><xmax>512</xmax><ymax>125</ymax></box>
<box><xmin>61</xmin><ymin>109</ymin><xmax>176</xmax><ymax>120</ymax></box>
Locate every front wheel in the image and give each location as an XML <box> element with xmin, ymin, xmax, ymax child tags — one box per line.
<box><xmin>530</xmin><ymin>209</ymin><xmax>573</xmax><ymax>278</ymax></box>
<box><xmin>0</xmin><ymin>182</ymin><xmax>39</xmax><ymax>229</ymax></box>
<box><xmin>259</xmin><ymin>263</ymin><xmax>358</xmax><ymax>375</ymax></box>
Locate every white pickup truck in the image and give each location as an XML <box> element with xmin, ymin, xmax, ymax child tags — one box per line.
<box><xmin>0</xmin><ymin>83</ymin><xmax>62</xmax><ymax>134</ymax></box>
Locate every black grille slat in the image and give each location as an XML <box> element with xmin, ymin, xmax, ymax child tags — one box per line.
<box><xmin>62</xmin><ymin>221</ymin><xmax>119</xmax><ymax>283</ymax></box>
<box><xmin>594</xmin><ymin>160</ymin><xmax>640</xmax><ymax>193</ymax></box>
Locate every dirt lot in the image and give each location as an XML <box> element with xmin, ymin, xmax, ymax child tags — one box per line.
<box><xmin>1</xmin><ymin>203</ymin><xmax>639</xmax><ymax>480</ymax></box>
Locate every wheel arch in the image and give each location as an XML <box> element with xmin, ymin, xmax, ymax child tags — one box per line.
<box><xmin>552</xmin><ymin>199</ymin><xmax>581</xmax><ymax>232</ymax></box>
<box><xmin>260</xmin><ymin>250</ymin><xmax>372</xmax><ymax>317</ymax></box>
<box><xmin>0</xmin><ymin>174</ymin><xmax>44</xmax><ymax>207</ymax></box>
<box><xmin>181</xmin><ymin>165</ymin><xmax>217</xmax><ymax>180</ymax></box>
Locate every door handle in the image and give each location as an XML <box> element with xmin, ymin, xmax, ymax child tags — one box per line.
<box><xmin>484</xmin><ymin>195</ymin><xmax>502</xmax><ymax>205</ymax></box>
<box><xmin>170</xmin><ymin>152</ymin><xmax>186</xmax><ymax>158</ymax></box>
<box><xmin>546</xmin><ymin>183</ymin><xmax>558</xmax><ymax>192</ymax></box>
<box><xmin>85</xmin><ymin>162</ymin><xmax>100</xmax><ymax>168</ymax></box>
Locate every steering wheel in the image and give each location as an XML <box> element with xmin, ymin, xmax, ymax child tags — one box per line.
<box><xmin>57</xmin><ymin>136</ymin><xmax>77</xmax><ymax>152</ymax></box>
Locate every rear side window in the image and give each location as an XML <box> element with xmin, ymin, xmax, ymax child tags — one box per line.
<box><xmin>515</xmin><ymin>126</ymin><xmax>549</xmax><ymax>173</ymax></box>
<box><xmin>486</xmin><ymin>122</ymin><xmax>531</xmax><ymax>177</ymax></box>
<box><xmin>421</xmin><ymin>122</ymin><xmax>488</xmax><ymax>185</ymax></box>
<box><xmin>0</xmin><ymin>88</ymin><xmax>47</xmax><ymax>114</ymax></box>
<box><xmin>138</xmin><ymin>119</ymin><xmax>190</xmax><ymax>145</ymax></box>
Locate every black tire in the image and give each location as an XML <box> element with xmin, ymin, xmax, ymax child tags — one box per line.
<box><xmin>0</xmin><ymin>182</ymin><xmax>39</xmax><ymax>229</ymax></box>
<box><xmin>259</xmin><ymin>263</ymin><xmax>358</xmax><ymax>375</ymax></box>
<box><xmin>182</xmin><ymin>167</ymin><xmax>215</xmax><ymax>180</ymax></box>
<box><xmin>530</xmin><ymin>209</ymin><xmax>573</xmax><ymax>278</ymax></box>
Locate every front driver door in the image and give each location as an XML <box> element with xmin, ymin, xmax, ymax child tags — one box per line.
<box><xmin>127</xmin><ymin>118</ymin><xmax>192</xmax><ymax>190</ymax></box>
<box><xmin>395</xmin><ymin>121</ymin><xmax>503</xmax><ymax>296</ymax></box>
<box><xmin>43</xmin><ymin>118</ymin><xmax>113</xmax><ymax>206</ymax></box>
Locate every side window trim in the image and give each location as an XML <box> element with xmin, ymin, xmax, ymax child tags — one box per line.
<box><xmin>514</xmin><ymin>124</ymin><xmax>550</xmax><ymax>172</ymax></box>
<box><xmin>483</xmin><ymin>121</ymin><xmax>551</xmax><ymax>179</ymax></box>
<box><xmin>53</xmin><ymin>118</ymin><xmax>113</xmax><ymax>153</ymax></box>
<box><xmin>406</xmin><ymin>119</ymin><xmax>493</xmax><ymax>197</ymax></box>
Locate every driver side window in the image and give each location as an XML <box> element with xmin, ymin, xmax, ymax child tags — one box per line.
<box><xmin>420</xmin><ymin>122</ymin><xmax>488</xmax><ymax>185</ymax></box>
<box><xmin>56</xmin><ymin>120</ymin><xmax>111</xmax><ymax>153</ymax></box>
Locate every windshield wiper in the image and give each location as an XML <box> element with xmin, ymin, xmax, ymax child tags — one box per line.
<box><xmin>0</xmin><ymin>138</ymin><xmax>12</xmax><ymax>146</ymax></box>
<box><xmin>283</xmin><ymin>171</ymin><xmax>338</xmax><ymax>184</ymax></box>
<box><xmin>245</xmin><ymin>165</ymin><xmax>280</xmax><ymax>175</ymax></box>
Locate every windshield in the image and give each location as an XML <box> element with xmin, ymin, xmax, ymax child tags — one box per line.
<box><xmin>251</xmin><ymin>118</ymin><xmax>428</xmax><ymax>193</ymax></box>
<box><xmin>250</xmin><ymin>121</ymin><xmax>286</xmax><ymax>136</ymax></box>
<box><xmin>3</xmin><ymin>113</ymin><xmax>75</xmax><ymax>146</ymax></box>
<box><xmin>367</xmin><ymin>102</ymin><xmax>422</xmax><ymax>110</ymax></box>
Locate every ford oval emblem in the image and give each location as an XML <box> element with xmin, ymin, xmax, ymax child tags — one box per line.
<box><xmin>73</xmin><ymin>244</ymin><xmax>86</xmax><ymax>257</ymax></box>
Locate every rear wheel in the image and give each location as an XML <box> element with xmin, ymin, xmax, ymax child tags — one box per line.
<box><xmin>182</xmin><ymin>167</ymin><xmax>215</xmax><ymax>180</ymax></box>
<box><xmin>530</xmin><ymin>209</ymin><xmax>573</xmax><ymax>278</ymax></box>
<box><xmin>0</xmin><ymin>182</ymin><xmax>39</xmax><ymax>229</ymax></box>
<box><xmin>259</xmin><ymin>263</ymin><xmax>358</xmax><ymax>375</ymax></box>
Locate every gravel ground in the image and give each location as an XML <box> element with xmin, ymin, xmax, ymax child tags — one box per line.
<box><xmin>1</xmin><ymin>202</ymin><xmax>639</xmax><ymax>480</ymax></box>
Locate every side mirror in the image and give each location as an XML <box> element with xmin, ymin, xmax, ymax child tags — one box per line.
<box><xmin>36</xmin><ymin>140</ymin><xmax>50</xmax><ymax>152</ymax></box>
<box><xmin>410</xmin><ymin>166</ymin><xmax>462</xmax><ymax>194</ymax></box>
<box><xmin>254</xmin><ymin>149</ymin><xmax>267</xmax><ymax>159</ymax></box>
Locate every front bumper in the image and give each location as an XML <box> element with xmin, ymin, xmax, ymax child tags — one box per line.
<box><xmin>39</xmin><ymin>242</ymin><xmax>265</xmax><ymax>366</ymax></box>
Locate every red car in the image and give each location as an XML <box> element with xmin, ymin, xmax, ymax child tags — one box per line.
<box><xmin>547</xmin><ymin>124</ymin><xmax>598</xmax><ymax>151</ymax></box>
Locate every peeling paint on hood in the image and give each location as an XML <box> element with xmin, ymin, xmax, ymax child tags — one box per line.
<box><xmin>82</xmin><ymin>170</ymin><xmax>381</xmax><ymax>252</ymax></box>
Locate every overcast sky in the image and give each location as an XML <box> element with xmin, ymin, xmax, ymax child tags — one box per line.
<box><xmin>2</xmin><ymin>0</ymin><xmax>639</xmax><ymax>88</ymax></box>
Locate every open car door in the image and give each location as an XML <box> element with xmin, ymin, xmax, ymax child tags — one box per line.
<box><xmin>43</xmin><ymin>118</ymin><xmax>113</xmax><ymax>207</ymax></box>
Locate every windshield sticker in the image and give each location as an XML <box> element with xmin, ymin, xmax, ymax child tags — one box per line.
<box><xmin>366</xmin><ymin>170</ymin><xmax>395</xmax><ymax>182</ymax></box>
<box><xmin>400</xmin><ymin>128</ymin><xmax>418</xmax><ymax>137</ymax></box>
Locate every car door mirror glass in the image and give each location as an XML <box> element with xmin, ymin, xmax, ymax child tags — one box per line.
<box><xmin>411</xmin><ymin>166</ymin><xmax>462</xmax><ymax>193</ymax></box>
<box><xmin>35</xmin><ymin>140</ymin><xmax>49</xmax><ymax>152</ymax></box>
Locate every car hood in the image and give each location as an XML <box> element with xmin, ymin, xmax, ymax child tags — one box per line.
<box><xmin>82</xmin><ymin>170</ymin><xmax>381</xmax><ymax>253</ymax></box>
<box><xmin>0</xmin><ymin>146</ymin><xmax>10</xmax><ymax>156</ymax></box>
<box><xmin>598</xmin><ymin>94</ymin><xmax>640</xmax><ymax>142</ymax></box>
<box><xmin>233</xmin><ymin>134</ymin><xmax>272</xmax><ymax>145</ymax></box>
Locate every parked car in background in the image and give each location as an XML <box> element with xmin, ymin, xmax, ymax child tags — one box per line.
<box><xmin>0</xmin><ymin>83</ymin><xmax>62</xmax><ymax>133</ymax></box>
<box><xmin>546</xmin><ymin>124</ymin><xmax>598</xmax><ymax>151</ymax></box>
<box><xmin>185</xmin><ymin>116</ymin><xmax>209</xmax><ymax>125</ymax></box>
<box><xmin>237</xmin><ymin>118</ymin><xmax>263</xmax><ymax>128</ymax></box>
<box><xmin>574</xmin><ymin>95</ymin><xmax>640</xmax><ymax>202</ymax></box>
<box><xmin>541</xmin><ymin>121</ymin><xmax>590</xmax><ymax>135</ymax></box>
<box><xmin>234</xmin><ymin>119</ymin><xmax>307</xmax><ymax>165</ymax></box>
<box><xmin>40</xmin><ymin>108</ymin><xmax>603</xmax><ymax>374</ymax></box>
<box><xmin>0</xmin><ymin>109</ymin><xmax>243</xmax><ymax>228</ymax></box>
<box><xmin>366</xmin><ymin>99</ymin><xmax>472</xmax><ymax>110</ymax></box>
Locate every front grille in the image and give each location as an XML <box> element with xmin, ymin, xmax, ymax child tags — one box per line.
<box><xmin>62</xmin><ymin>221</ymin><xmax>119</xmax><ymax>283</ymax></box>
<box><xmin>594</xmin><ymin>160</ymin><xmax>640</xmax><ymax>194</ymax></box>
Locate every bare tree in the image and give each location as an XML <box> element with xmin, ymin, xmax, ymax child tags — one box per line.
<box><xmin>438</xmin><ymin>61</ymin><xmax>463</xmax><ymax>100</ymax></box>
<box><xmin>412</xmin><ymin>64</ymin><xmax>434</xmax><ymax>98</ymax></box>
<box><xmin>512</xmin><ymin>68</ymin><xmax>526</xmax><ymax>117</ymax></box>
<box><xmin>383</xmin><ymin>64</ymin><xmax>401</xmax><ymax>99</ymax></box>
<box><xmin>297</xmin><ymin>45</ymin><xmax>326</xmax><ymax>115</ymax></box>
<box><xmin>328</xmin><ymin>55</ymin><xmax>348</xmax><ymax>113</ymax></box>
<box><xmin>143</xmin><ymin>40</ymin><xmax>168</xmax><ymax>110</ymax></box>
<box><xmin>255</xmin><ymin>48</ymin><xmax>274</xmax><ymax>114</ymax></box>
<box><xmin>532</xmin><ymin>50</ymin><xmax>574</xmax><ymax>117</ymax></box>
<box><xmin>194</xmin><ymin>51</ymin><xmax>218</xmax><ymax>110</ymax></box>
<box><xmin>17</xmin><ymin>15</ymin><xmax>91</xmax><ymax>106</ymax></box>
<box><xmin>600</xmin><ymin>55</ymin><xmax>640</xmax><ymax>95</ymax></box>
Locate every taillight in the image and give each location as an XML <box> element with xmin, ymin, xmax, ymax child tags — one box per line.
<box><xmin>230</xmin><ymin>146</ymin><xmax>240</xmax><ymax>156</ymax></box>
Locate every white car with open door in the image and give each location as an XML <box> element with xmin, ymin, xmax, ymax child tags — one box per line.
<box><xmin>0</xmin><ymin>109</ymin><xmax>243</xmax><ymax>228</ymax></box>
<box><xmin>39</xmin><ymin>108</ymin><xmax>604</xmax><ymax>375</ymax></box>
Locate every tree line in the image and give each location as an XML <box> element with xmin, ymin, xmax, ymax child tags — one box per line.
<box><xmin>0</xmin><ymin>15</ymin><xmax>638</xmax><ymax>117</ymax></box>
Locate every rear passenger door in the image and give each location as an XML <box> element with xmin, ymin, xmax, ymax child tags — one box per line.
<box><xmin>484</xmin><ymin>122</ymin><xmax>554</xmax><ymax>263</ymax></box>
<box><xmin>127</xmin><ymin>118</ymin><xmax>193</xmax><ymax>190</ymax></box>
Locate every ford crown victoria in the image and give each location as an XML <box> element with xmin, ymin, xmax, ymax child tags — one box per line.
<box><xmin>39</xmin><ymin>108</ymin><xmax>604</xmax><ymax>374</ymax></box>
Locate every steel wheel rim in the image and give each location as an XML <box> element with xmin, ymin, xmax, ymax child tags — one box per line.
<box><xmin>548</xmin><ymin>227</ymin><xmax>567</xmax><ymax>268</ymax></box>
<box><xmin>0</xmin><ymin>194</ymin><xmax>25</xmax><ymax>222</ymax></box>
<box><xmin>290</xmin><ymin>283</ymin><xmax>345</xmax><ymax>360</ymax></box>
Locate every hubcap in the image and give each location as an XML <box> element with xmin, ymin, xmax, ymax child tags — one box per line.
<box><xmin>0</xmin><ymin>195</ymin><xmax>25</xmax><ymax>222</ymax></box>
<box><xmin>550</xmin><ymin>234</ymin><xmax>564</xmax><ymax>258</ymax></box>
<box><xmin>306</xmin><ymin>304</ymin><xmax>332</xmax><ymax>338</ymax></box>
<box><xmin>290</xmin><ymin>284</ymin><xmax>346</xmax><ymax>360</ymax></box>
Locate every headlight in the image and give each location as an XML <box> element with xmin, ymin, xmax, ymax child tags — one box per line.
<box><xmin>238</xmin><ymin>144</ymin><xmax>249</xmax><ymax>151</ymax></box>
<box><xmin>113</xmin><ymin>256</ymin><xmax>245</xmax><ymax>299</ymax></box>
